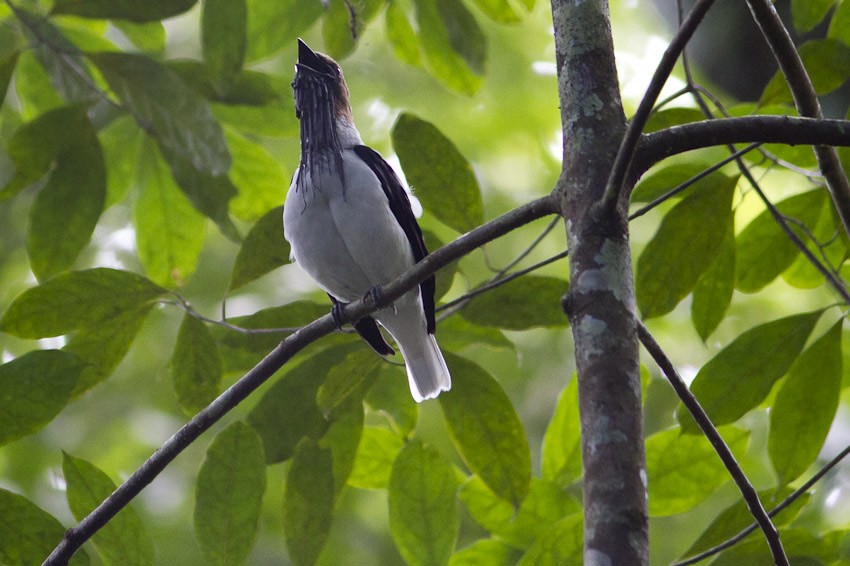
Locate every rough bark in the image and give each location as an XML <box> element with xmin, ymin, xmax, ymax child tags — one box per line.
<box><xmin>550</xmin><ymin>1</ymin><xmax>648</xmax><ymax>563</ymax></box>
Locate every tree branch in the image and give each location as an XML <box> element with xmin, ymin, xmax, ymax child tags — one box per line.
<box><xmin>600</xmin><ymin>0</ymin><xmax>718</xmax><ymax>212</ymax></box>
<box><xmin>636</xmin><ymin>321</ymin><xmax>789</xmax><ymax>566</ymax></box>
<box><xmin>43</xmin><ymin>195</ymin><xmax>557</xmax><ymax>565</ymax></box>
<box><xmin>746</xmin><ymin>0</ymin><xmax>850</xmax><ymax>241</ymax></box>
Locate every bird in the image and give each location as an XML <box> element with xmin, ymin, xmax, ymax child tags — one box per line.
<box><xmin>283</xmin><ymin>39</ymin><xmax>451</xmax><ymax>402</ymax></box>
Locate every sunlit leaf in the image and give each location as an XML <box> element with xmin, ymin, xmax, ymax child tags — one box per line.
<box><xmin>365</xmin><ymin>364</ymin><xmax>419</xmax><ymax>436</ymax></box>
<box><xmin>630</xmin><ymin>161</ymin><xmax>716</xmax><ymax>203</ymax></box>
<box><xmin>195</xmin><ymin>422</ymin><xmax>265</xmax><ymax>566</ymax></box>
<box><xmin>516</xmin><ymin>514</ymin><xmax>583</xmax><ymax>565</ymax></box>
<box><xmin>636</xmin><ymin>173</ymin><xmax>736</xmax><ymax>318</ymax></box>
<box><xmin>736</xmin><ymin>189</ymin><xmax>825</xmax><ymax>293</ymax></box>
<box><xmin>460</xmin><ymin>275</ymin><xmax>568</xmax><ymax>329</ymax></box>
<box><xmin>791</xmin><ymin>0</ymin><xmax>834</xmax><ymax>33</ymax></box>
<box><xmin>226</xmin><ymin>129</ymin><xmax>288</xmax><ymax>221</ymax></box>
<box><xmin>678</xmin><ymin>310</ymin><xmax>823</xmax><ymax>432</ymax></box>
<box><xmin>167</xmin><ymin>60</ymin><xmax>280</xmax><ymax>107</ymax></box>
<box><xmin>435</xmin><ymin>316</ymin><xmax>515</xmax><ymax>352</ymax></box>
<box><xmin>782</xmin><ymin>202</ymin><xmax>848</xmax><ymax>289</ymax></box>
<box><xmin>171</xmin><ymin>313</ymin><xmax>222</xmax><ymax>415</ymax></box>
<box><xmin>12</xmin><ymin>51</ymin><xmax>64</xmax><ymax>120</ymax></box>
<box><xmin>643</xmin><ymin>107</ymin><xmax>705</xmax><ymax>133</ymax></box>
<box><xmin>63</xmin><ymin>453</ymin><xmax>155</xmax><ymax>565</ymax></box>
<box><xmin>0</xmin><ymin>350</ymin><xmax>82</xmax><ymax>446</ymax></box>
<box><xmin>318</xmin><ymin>399</ymin><xmax>364</xmax><ymax>494</ymax></box>
<box><xmin>245</xmin><ymin>0</ymin><xmax>322</xmax><ymax>62</ymax></box>
<box><xmin>769</xmin><ymin>320</ymin><xmax>842</xmax><ymax>486</ymax></box>
<box><xmin>459</xmin><ymin>476</ymin><xmax>580</xmax><ymax>549</ymax></box>
<box><xmin>440</xmin><ymin>353</ymin><xmax>531</xmax><ymax>506</ymax></box>
<box><xmin>202</xmin><ymin>0</ymin><xmax>246</xmax><ymax>90</ymax></box>
<box><xmin>282</xmin><ymin>438</ymin><xmax>335</xmax><ymax>566</ymax></box>
<box><xmin>388</xmin><ymin>439</ymin><xmax>459</xmax><ymax>566</ymax></box>
<box><xmin>99</xmin><ymin>115</ymin><xmax>143</xmax><ymax>206</ymax></box>
<box><xmin>0</xmin><ymin>51</ymin><xmax>18</xmax><ymax>113</ymax></box>
<box><xmin>52</xmin><ymin>0</ymin><xmax>196</xmax><ymax>22</ymax></box>
<box><xmin>540</xmin><ymin>377</ymin><xmax>582</xmax><ymax>488</ymax></box>
<box><xmin>0</xmin><ymin>488</ymin><xmax>89</xmax><ymax>566</ymax></box>
<box><xmin>761</xmin><ymin>40</ymin><xmax>850</xmax><ymax>105</ymax></box>
<box><xmin>691</xmin><ymin>222</ymin><xmax>735</xmax><ymax>342</ymax></box>
<box><xmin>829</xmin><ymin>0</ymin><xmax>850</xmax><ymax>47</ymax></box>
<box><xmin>392</xmin><ymin>113</ymin><xmax>483</xmax><ymax>233</ymax></box>
<box><xmin>322</xmin><ymin>0</ymin><xmax>384</xmax><ymax>60</ymax></box>
<box><xmin>0</xmin><ymin>268</ymin><xmax>166</xmax><ymax>338</ymax></box>
<box><xmin>230</xmin><ymin>206</ymin><xmax>289</xmax><ymax>290</ymax></box>
<box><xmin>472</xmin><ymin>0</ymin><xmax>520</xmax><ymax>23</ymax></box>
<box><xmin>449</xmin><ymin>539</ymin><xmax>520</xmax><ymax>566</ymax></box>
<box><xmin>316</xmin><ymin>350</ymin><xmax>383</xmax><ymax>419</ymax></box>
<box><xmin>646</xmin><ymin>427</ymin><xmax>749</xmax><ymax>516</ymax></box>
<box><xmin>386</xmin><ymin>0</ymin><xmax>422</xmax><ymax>67</ymax></box>
<box><xmin>112</xmin><ymin>21</ymin><xmax>165</xmax><ymax>53</ymax></box>
<box><xmin>348</xmin><ymin>426</ymin><xmax>404</xmax><ymax>490</ymax></box>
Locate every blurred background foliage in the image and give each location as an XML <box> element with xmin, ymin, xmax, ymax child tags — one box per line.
<box><xmin>1</xmin><ymin>0</ymin><xmax>850</xmax><ymax>564</ymax></box>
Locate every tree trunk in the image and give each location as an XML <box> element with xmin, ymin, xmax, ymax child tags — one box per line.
<box><xmin>551</xmin><ymin>1</ymin><xmax>648</xmax><ymax>563</ymax></box>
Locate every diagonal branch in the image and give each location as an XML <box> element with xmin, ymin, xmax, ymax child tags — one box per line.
<box><xmin>746</xmin><ymin>0</ymin><xmax>850</xmax><ymax>240</ymax></box>
<box><xmin>636</xmin><ymin>321</ymin><xmax>789</xmax><ymax>566</ymax></box>
<box><xmin>43</xmin><ymin>195</ymin><xmax>558</xmax><ymax>565</ymax></box>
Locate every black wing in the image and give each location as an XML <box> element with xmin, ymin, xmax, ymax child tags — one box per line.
<box><xmin>353</xmin><ymin>145</ymin><xmax>436</xmax><ymax>334</ymax></box>
<box><xmin>327</xmin><ymin>293</ymin><xmax>395</xmax><ymax>355</ymax></box>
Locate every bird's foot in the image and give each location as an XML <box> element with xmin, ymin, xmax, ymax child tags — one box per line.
<box><xmin>331</xmin><ymin>301</ymin><xmax>347</xmax><ymax>329</ymax></box>
<box><xmin>366</xmin><ymin>286</ymin><xmax>396</xmax><ymax>314</ymax></box>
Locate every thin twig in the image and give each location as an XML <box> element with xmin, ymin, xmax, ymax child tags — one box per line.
<box><xmin>636</xmin><ymin>321</ymin><xmax>789</xmax><ymax>566</ymax></box>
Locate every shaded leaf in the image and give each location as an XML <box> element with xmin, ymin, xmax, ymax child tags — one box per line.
<box><xmin>0</xmin><ymin>350</ymin><xmax>82</xmax><ymax>446</ymax></box>
<box><xmin>212</xmin><ymin>97</ymin><xmax>298</xmax><ymax>137</ymax></box>
<box><xmin>792</xmin><ymin>0</ymin><xmax>837</xmax><ymax>34</ymax></box>
<box><xmin>440</xmin><ymin>353</ymin><xmax>531</xmax><ymax>506</ymax></box>
<box><xmin>365</xmin><ymin>364</ymin><xmax>419</xmax><ymax>436</ymax></box>
<box><xmin>460</xmin><ymin>275</ymin><xmax>568</xmax><ymax>329</ymax></box>
<box><xmin>735</xmin><ymin>190</ymin><xmax>826</xmax><ymax>292</ymax></box>
<box><xmin>168</xmin><ymin>60</ymin><xmax>280</xmax><ymax>107</ymax></box>
<box><xmin>322</xmin><ymin>0</ymin><xmax>384</xmax><ymax>60</ymax></box>
<box><xmin>540</xmin><ymin>377</ymin><xmax>582</xmax><ymax>488</ymax></box>
<box><xmin>678</xmin><ymin>310</ymin><xmax>823</xmax><ymax>432</ymax></box>
<box><xmin>63</xmin><ymin>453</ymin><xmax>155</xmax><ymax>565</ymax></box>
<box><xmin>12</xmin><ymin>51</ymin><xmax>64</xmax><ymax>120</ymax></box>
<box><xmin>783</xmin><ymin>201</ymin><xmax>848</xmax><ymax>289</ymax></box>
<box><xmin>643</xmin><ymin>107</ymin><xmax>705</xmax><ymax>133</ymax></box>
<box><xmin>449</xmin><ymin>539</ymin><xmax>520</xmax><ymax>566</ymax></box>
<box><xmin>631</xmin><ymin>161</ymin><xmax>716</xmax><ymax>203</ymax></box>
<box><xmin>829</xmin><ymin>0</ymin><xmax>850</xmax><ymax>47</ymax></box>
<box><xmin>761</xmin><ymin>40</ymin><xmax>850</xmax><ymax>105</ymax></box>
<box><xmin>282</xmin><ymin>438</ymin><xmax>335</xmax><ymax>566</ymax></box>
<box><xmin>245</xmin><ymin>0</ymin><xmax>322</xmax><ymax>62</ymax></box>
<box><xmin>435</xmin><ymin>315</ymin><xmax>514</xmax><ymax>352</ymax></box>
<box><xmin>413</xmin><ymin>0</ymin><xmax>483</xmax><ymax>94</ymax></box>
<box><xmin>647</xmin><ymin>427</ymin><xmax>749</xmax><ymax>516</ymax></box>
<box><xmin>636</xmin><ymin>173</ymin><xmax>737</xmax><ymax>318</ymax></box>
<box><xmin>422</xmin><ymin>229</ymin><xmax>457</xmax><ymax>301</ymax></box>
<box><xmin>769</xmin><ymin>320</ymin><xmax>842</xmax><ymax>486</ymax></box>
<box><xmin>386</xmin><ymin>0</ymin><xmax>422</xmax><ymax>67</ymax></box>
<box><xmin>202</xmin><ymin>0</ymin><xmax>246</xmax><ymax>90</ymax></box>
<box><xmin>52</xmin><ymin>0</ymin><xmax>196</xmax><ymax>22</ymax></box>
<box><xmin>691</xmin><ymin>222</ymin><xmax>735</xmax><ymax>341</ymax></box>
<box><xmin>0</xmin><ymin>51</ymin><xmax>18</xmax><ymax>113</ymax></box>
<box><xmin>0</xmin><ymin>488</ymin><xmax>89</xmax><ymax>566</ymax></box>
<box><xmin>226</xmin><ymin>129</ymin><xmax>288</xmax><ymax>221</ymax></box>
<box><xmin>318</xmin><ymin>399</ymin><xmax>364</xmax><ymax>494</ymax></box>
<box><xmin>472</xmin><ymin>0</ymin><xmax>521</xmax><ymax>23</ymax></box>
<box><xmin>171</xmin><ymin>313</ymin><xmax>222</xmax><ymax>415</ymax></box>
<box><xmin>316</xmin><ymin>350</ymin><xmax>383</xmax><ymax>419</ymax></box>
<box><xmin>112</xmin><ymin>21</ymin><xmax>165</xmax><ymax>53</ymax></box>
<box><xmin>230</xmin><ymin>206</ymin><xmax>289</xmax><ymax>290</ymax></box>
<box><xmin>99</xmin><ymin>115</ymin><xmax>143</xmax><ymax>206</ymax></box>
<box><xmin>195</xmin><ymin>422</ymin><xmax>265</xmax><ymax>566</ymax></box>
<box><xmin>388</xmin><ymin>439</ymin><xmax>459</xmax><ymax>566</ymax></box>
<box><xmin>459</xmin><ymin>476</ymin><xmax>580</xmax><ymax>549</ymax></box>
<box><xmin>392</xmin><ymin>113</ymin><xmax>483</xmax><ymax>233</ymax></box>
<box><xmin>348</xmin><ymin>426</ymin><xmax>404</xmax><ymax>490</ymax></box>
<box><xmin>0</xmin><ymin>268</ymin><xmax>166</xmax><ymax>338</ymax></box>
<box><xmin>516</xmin><ymin>514</ymin><xmax>583</xmax><ymax>566</ymax></box>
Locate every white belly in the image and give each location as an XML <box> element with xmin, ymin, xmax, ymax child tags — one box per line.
<box><xmin>283</xmin><ymin>150</ymin><xmax>415</xmax><ymax>303</ymax></box>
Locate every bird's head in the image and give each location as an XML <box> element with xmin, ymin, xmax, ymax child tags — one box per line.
<box><xmin>292</xmin><ymin>39</ymin><xmax>352</xmax><ymax>122</ymax></box>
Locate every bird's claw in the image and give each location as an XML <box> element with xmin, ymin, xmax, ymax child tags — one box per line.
<box><xmin>331</xmin><ymin>301</ymin><xmax>346</xmax><ymax>329</ymax></box>
<box><xmin>366</xmin><ymin>286</ymin><xmax>396</xmax><ymax>315</ymax></box>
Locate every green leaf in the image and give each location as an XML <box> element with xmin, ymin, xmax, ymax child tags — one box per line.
<box><xmin>829</xmin><ymin>0</ymin><xmax>850</xmax><ymax>47</ymax></box>
<box><xmin>472</xmin><ymin>0</ymin><xmax>520</xmax><ymax>23</ymax></box>
<box><xmin>212</xmin><ymin>97</ymin><xmax>298</xmax><ymax>137</ymax></box>
<box><xmin>460</xmin><ymin>275</ymin><xmax>568</xmax><ymax>329</ymax></box>
<box><xmin>171</xmin><ymin>313</ymin><xmax>222</xmax><ymax>415</ymax></box>
<box><xmin>691</xmin><ymin>222</ymin><xmax>735</xmax><ymax>341</ymax></box>
<box><xmin>540</xmin><ymin>377</ymin><xmax>582</xmax><ymax>488</ymax></box>
<box><xmin>112</xmin><ymin>21</ymin><xmax>166</xmax><ymax>53</ymax></box>
<box><xmin>386</xmin><ymin>0</ymin><xmax>422</xmax><ymax>67</ymax></box>
<box><xmin>440</xmin><ymin>353</ymin><xmax>531</xmax><ymax>506</ymax></box>
<box><xmin>782</xmin><ymin>201</ymin><xmax>847</xmax><ymax>289</ymax></box>
<box><xmin>459</xmin><ymin>476</ymin><xmax>580</xmax><ymax>549</ymax></box>
<box><xmin>282</xmin><ymin>438</ymin><xmax>335</xmax><ymax>566</ymax></box>
<box><xmin>388</xmin><ymin>439</ymin><xmax>459</xmax><ymax>566</ymax></box>
<box><xmin>27</xmin><ymin>107</ymin><xmax>106</xmax><ymax>280</ymax></box>
<box><xmin>12</xmin><ymin>51</ymin><xmax>64</xmax><ymax>120</ymax></box>
<box><xmin>322</xmin><ymin>0</ymin><xmax>384</xmax><ymax>60</ymax></box>
<box><xmin>0</xmin><ymin>488</ymin><xmax>89</xmax><ymax>566</ymax></box>
<box><xmin>516</xmin><ymin>514</ymin><xmax>583</xmax><ymax>566</ymax></box>
<box><xmin>678</xmin><ymin>310</ymin><xmax>823</xmax><ymax>432</ymax></box>
<box><xmin>167</xmin><ymin>60</ymin><xmax>280</xmax><ymax>106</ymax></box>
<box><xmin>202</xmin><ymin>0</ymin><xmax>246</xmax><ymax>91</ymax></box>
<box><xmin>630</xmin><ymin>161</ymin><xmax>716</xmax><ymax>203</ymax></box>
<box><xmin>316</xmin><ymin>350</ymin><xmax>383</xmax><ymax>419</ymax></box>
<box><xmin>681</xmin><ymin>487</ymin><xmax>811</xmax><ymax>560</ymax></box>
<box><xmin>646</xmin><ymin>427</ymin><xmax>749</xmax><ymax>516</ymax></box>
<box><xmin>0</xmin><ymin>268</ymin><xmax>167</xmax><ymax>338</ymax></box>
<box><xmin>87</xmin><ymin>52</ymin><xmax>230</xmax><ymax>177</ymax></box>
<box><xmin>761</xmin><ymin>39</ymin><xmax>850</xmax><ymax>105</ymax></box>
<box><xmin>392</xmin><ymin>113</ymin><xmax>483</xmax><ymax>233</ymax></box>
<box><xmin>63</xmin><ymin>453</ymin><xmax>155</xmax><ymax>565</ymax></box>
<box><xmin>245</xmin><ymin>0</ymin><xmax>322</xmax><ymax>62</ymax></box>
<box><xmin>230</xmin><ymin>206</ymin><xmax>289</xmax><ymax>290</ymax></box>
<box><xmin>450</xmin><ymin>539</ymin><xmax>521</xmax><ymax>566</ymax></box>
<box><xmin>99</xmin><ymin>115</ymin><xmax>143</xmax><ymax>206</ymax></box>
<box><xmin>0</xmin><ymin>51</ymin><xmax>18</xmax><ymax>114</ymax></box>
<box><xmin>736</xmin><ymin>189</ymin><xmax>826</xmax><ymax>293</ymax></box>
<box><xmin>318</xmin><ymin>399</ymin><xmax>364</xmax><ymax>494</ymax></box>
<box><xmin>365</xmin><ymin>365</ymin><xmax>419</xmax><ymax>436</ymax></box>
<box><xmin>63</xmin><ymin>304</ymin><xmax>153</xmax><ymax>395</ymax></box>
<box><xmin>435</xmin><ymin>315</ymin><xmax>515</xmax><ymax>352</ymax></box>
<box><xmin>52</xmin><ymin>0</ymin><xmax>196</xmax><ymax>22</ymax></box>
<box><xmin>643</xmin><ymin>107</ymin><xmax>705</xmax><ymax>133</ymax></box>
<box><xmin>195</xmin><ymin>422</ymin><xmax>265</xmax><ymax>566</ymax></box>
<box><xmin>246</xmin><ymin>343</ymin><xmax>357</xmax><ymax>463</ymax></box>
<box><xmin>348</xmin><ymin>426</ymin><xmax>404</xmax><ymax>490</ymax></box>
<box><xmin>636</xmin><ymin>173</ymin><xmax>737</xmax><ymax>318</ymax></box>
<box><xmin>134</xmin><ymin>141</ymin><xmax>206</xmax><ymax>288</ymax></box>
<box><xmin>791</xmin><ymin>0</ymin><xmax>834</xmax><ymax>33</ymax></box>
<box><xmin>422</xmin><ymin>230</ymin><xmax>457</xmax><ymax>301</ymax></box>
<box><xmin>0</xmin><ymin>350</ymin><xmax>83</xmax><ymax>446</ymax></box>
<box><xmin>226</xmin><ymin>129</ymin><xmax>288</xmax><ymax>221</ymax></box>
<box><xmin>413</xmin><ymin>0</ymin><xmax>484</xmax><ymax>94</ymax></box>
<box><xmin>165</xmin><ymin>152</ymin><xmax>239</xmax><ymax>240</ymax></box>
<box><xmin>769</xmin><ymin>320</ymin><xmax>842</xmax><ymax>486</ymax></box>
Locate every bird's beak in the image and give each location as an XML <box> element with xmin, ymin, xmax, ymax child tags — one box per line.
<box><xmin>297</xmin><ymin>38</ymin><xmax>324</xmax><ymax>74</ymax></box>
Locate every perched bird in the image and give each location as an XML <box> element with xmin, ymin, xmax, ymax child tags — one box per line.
<box><xmin>283</xmin><ymin>39</ymin><xmax>451</xmax><ymax>402</ymax></box>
